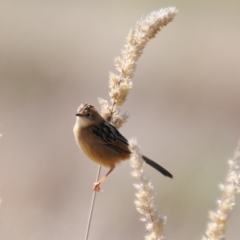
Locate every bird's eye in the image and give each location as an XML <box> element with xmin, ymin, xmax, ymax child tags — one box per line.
<box><xmin>86</xmin><ymin>113</ymin><xmax>91</xmax><ymax>118</ymax></box>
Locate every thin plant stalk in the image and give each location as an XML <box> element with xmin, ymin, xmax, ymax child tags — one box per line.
<box><xmin>202</xmin><ymin>142</ymin><xmax>240</xmax><ymax>240</ymax></box>
<box><xmin>84</xmin><ymin>166</ymin><xmax>101</xmax><ymax>240</ymax></box>
<box><xmin>130</xmin><ymin>139</ymin><xmax>166</xmax><ymax>240</ymax></box>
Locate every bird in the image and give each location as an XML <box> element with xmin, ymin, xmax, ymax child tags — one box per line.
<box><xmin>73</xmin><ymin>103</ymin><xmax>173</xmax><ymax>191</ymax></box>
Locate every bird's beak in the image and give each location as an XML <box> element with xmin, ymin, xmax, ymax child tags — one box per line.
<box><xmin>75</xmin><ymin>113</ymin><xmax>81</xmax><ymax>117</ymax></box>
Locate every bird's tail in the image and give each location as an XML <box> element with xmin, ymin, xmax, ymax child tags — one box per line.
<box><xmin>142</xmin><ymin>155</ymin><xmax>173</xmax><ymax>178</ymax></box>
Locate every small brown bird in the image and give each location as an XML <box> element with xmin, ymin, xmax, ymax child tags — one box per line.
<box><xmin>73</xmin><ymin>103</ymin><xmax>173</xmax><ymax>191</ymax></box>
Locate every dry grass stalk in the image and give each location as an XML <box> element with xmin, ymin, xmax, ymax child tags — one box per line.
<box><xmin>129</xmin><ymin>139</ymin><xmax>166</xmax><ymax>240</ymax></box>
<box><xmin>96</xmin><ymin>7</ymin><xmax>178</xmax><ymax>239</ymax></box>
<box><xmin>202</xmin><ymin>142</ymin><xmax>240</xmax><ymax>240</ymax></box>
<box><xmin>99</xmin><ymin>7</ymin><xmax>178</xmax><ymax>128</ymax></box>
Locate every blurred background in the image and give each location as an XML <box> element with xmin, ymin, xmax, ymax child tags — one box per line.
<box><xmin>1</xmin><ymin>0</ymin><xmax>240</xmax><ymax>239</ymax></box>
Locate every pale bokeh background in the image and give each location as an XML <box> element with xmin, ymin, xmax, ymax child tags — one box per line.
<box><xmin>1</xmin><ymin>1</ymin><xmax>240</xmax><ymax>239</ymax></box>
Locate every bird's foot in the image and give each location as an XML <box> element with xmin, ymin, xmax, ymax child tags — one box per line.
<box><xmin>93</xmin><ymin>182</ymin><xmax>102</xmax><ymax>192</ymax></box>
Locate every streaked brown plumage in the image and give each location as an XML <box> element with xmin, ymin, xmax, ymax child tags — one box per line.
<box><xmin>73</xmin><ymin>103</ymin><xmax>173</xmax><ymax>191</ymax></box>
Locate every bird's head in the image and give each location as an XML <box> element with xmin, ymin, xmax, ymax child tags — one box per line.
<box><xmin>75</xmin><ymin>103</ymin><xmax>103</xmax><ymax>128</ymax></box>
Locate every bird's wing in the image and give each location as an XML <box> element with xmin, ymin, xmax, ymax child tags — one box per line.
<box><xmin>92</xmin><ymin>121</ymin><xmax>130</xmax><ymax>152</ymax></box>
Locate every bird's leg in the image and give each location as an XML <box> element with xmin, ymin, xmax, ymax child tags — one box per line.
<box><xmin>93</xmin><ymin>167</ymin><xmax>115</xmax><ymax>192</ymax></box>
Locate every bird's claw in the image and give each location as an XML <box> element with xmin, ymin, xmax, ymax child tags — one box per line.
<box><xmin>93</xmin><ymin>182</ymin><xmax>102</xmax><ymax>192</ymax></box>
